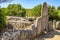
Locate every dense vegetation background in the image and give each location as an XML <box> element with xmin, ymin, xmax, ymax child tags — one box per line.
<box><xmin>1</xmin><ymin>4</ymin><xmax>60</xmax><ymax>20</ymax></box>
<box><xmin>0</xmin><ymin>3</ymin><xmax>60</xmax><ymax>32</ymax></box>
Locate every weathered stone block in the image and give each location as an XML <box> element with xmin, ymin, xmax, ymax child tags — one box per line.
<box><xmin>35</xmin><ymin>17</ymin><xmax>43</xmax><ymax>35</ymax></box>
<box><xmin>56</xmin><ymin>21</ymin><xmax>60</xmax><ymax>30</ymax></box>
<box><xmin>53</xmin><ymin>20</ymin><xmax>56</xmax><ymax>30</ymax></box>
<box><xmin>31</xmin><ymin>24</ymin><xmax>37</xmax><ymax>38</ymax></box>
<box><xmin>48</xmin><ymin>21</ymin><xmax>54</xmax><ymax>31</ymax></box>
<box><xmin>20</xmin><ymin>30</ymin><xmax>31</xmax><ymax>40</ymax></box>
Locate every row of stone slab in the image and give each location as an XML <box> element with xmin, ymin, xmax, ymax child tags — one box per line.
<box><xmin>48</xmin><ymin>20</ymin><xmax>60</xmax><ymax>31</ymax></box>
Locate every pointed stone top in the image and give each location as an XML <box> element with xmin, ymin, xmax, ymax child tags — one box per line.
<box><xmin>43</xmin><ymin>2</ymin><xmax>47</xmax><ymax>7</ymax></box>
<box><xmin>43</xmin><ymin>2</ymin><xmax>47</xmax><ymax>5</ymax></box>
<box><xmin>41</xmin><ymin>2</ymin><xmax>48</xmax><ymax>16</ymax></box>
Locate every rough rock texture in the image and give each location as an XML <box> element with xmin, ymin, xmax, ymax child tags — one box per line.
<box><xmin>6</xmin><ymin>16</ymin><xmax>33</xmax><ymax>30</ymax></box>
<box><xmin>41</xmin><ymin>2</ymin><xmax>48</xmax><ymax>32</ymax></box>
<box><xmin>56</xmin><ymin>21</ymin><xmax>60</xmax><ymax>30</ymax></box>
<box><xmin>53</xmin><ymin>20</ymin><xmax>56</xmax><ymax>30</ymax></box>
<box><xmin>48</xmin><ymin>21</ymin><xmax>54</xmax><ymax>31</ymax></box>
<box><xmin>2</xmin><ymin>29</ymin><xmax>32</xmax><ymax>40</ymax></box>
<box><xmin>35</xmin><ymin>17</ymin><xmax>43</xmax><ymax>35</ymax></box>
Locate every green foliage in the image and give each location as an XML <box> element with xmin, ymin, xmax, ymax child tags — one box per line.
<box><xmin>57</xmin><ymin>6</ymin><xmax>60</xmax><ymax>10</ymax></box>
<box><xmin>58</xmin><ymin>10</ymin><xmax>60</xmax><ymax>16</ymax></box>
<box><xmin>48</xmin><ymin>5</ymin><xmax>59</xmax><ymax>21</ymax></box>
<box><xmin>26</xmin><ymin>4</ymin><xmax>41</xmax><ymax>18</ymax></box>
<box><xmin>32</xmin><ymin>4</ymin><xmax>41</xmax><ymax>18</ymax></box>
<box><xmin>0</xmin><ymin>7</ymin><xmax>6</xmax><ymax>32</ymax></box>
<box><xmin>5</xmin><ymin>4</ymin><xmax>26</xmax><ymax>17</ymax></box>
<box><xmin>26</xmin><ymin>9</ymin><xmax>33</xmax><ymax>17</ymax></box>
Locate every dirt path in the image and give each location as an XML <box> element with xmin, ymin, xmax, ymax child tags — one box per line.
<box><xmin>34</xmin><ymin>30</ymin><xmax>60</xmax><ymax>40</ymax></box>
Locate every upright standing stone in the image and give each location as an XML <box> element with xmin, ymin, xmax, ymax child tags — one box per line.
<box><xmin>35</xmin><ymin>2</ymin><xmax>48</xmax><ymax>35</ymax></box>
<box><xmin>56</xmin><ymin>21</ymin><xmax>60</xmax><ymax>30</ymax></box>
<box><xmin>53</xmin><ymin>20</ymin><xmax>56</xmax><ymax>30</ymax></box>
<box><xmin>41</xmin><ymin>2</ymin><xmax>48</xmax><ymax>32</ymax></box>
<box><xmin>36</xmin><ymin>17</ymin><xmax>43</xmax><ymax>35</ymax></box>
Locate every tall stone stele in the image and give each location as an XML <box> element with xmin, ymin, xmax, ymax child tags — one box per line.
<box><xmin>41</xmin><ymin>2</ymin><xmax>49</xmax><ymax>32</ymax></box>
<box><xmin>36</xmin><ymin>2</ymin><xmax>49</xmax><ymax>35</ymax></box>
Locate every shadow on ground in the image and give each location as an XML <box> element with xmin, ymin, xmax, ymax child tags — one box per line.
<box><xmin>33</xmin><ymin>30</ymin><xmax>60</xmax><ymax>40</ymax></box>
<box><xmin>41</xmin><ymin>30</ymin><xmax>60</xmax><ymax>38</ymax></box>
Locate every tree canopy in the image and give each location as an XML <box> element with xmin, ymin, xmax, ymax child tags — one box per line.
<box><xmin>26</xmin><ymin>4</ymin><xmax>41</xmax><ymax>18</ymax></box>
<box><xmin>48</xmin><ymin>5</ymin><xmax>59</xmax><ymax>21</ymax></box>
<box><xmin>0</xmin><ymin>7</ymin><xmax>6</xmax><ymax>32</ymax></box>
<box><xmin>4</xmin><ymin>4</ymin><xmax>26</xmax><ymax>17</ymax></box>
<box><xmin>57</xmin><ymin>6</ymin><xmax>60</xmax><ymax>10</ymax></box>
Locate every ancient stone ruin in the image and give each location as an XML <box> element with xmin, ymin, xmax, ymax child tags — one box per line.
<box><xmin>1</xmin><ymin>2</ymin><xmax>60</xmax><ymax>40</ymax></box>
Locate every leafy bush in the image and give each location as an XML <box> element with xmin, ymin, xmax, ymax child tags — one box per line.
<box><xmin>0</xmin><ymin>8</ymin><xmax>6</xmax><ymax>32</ymax></box>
